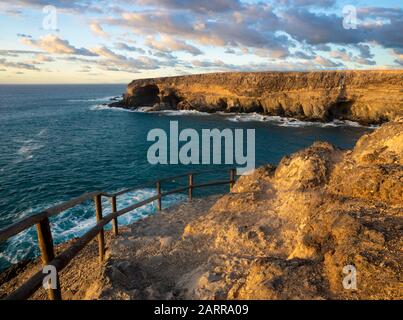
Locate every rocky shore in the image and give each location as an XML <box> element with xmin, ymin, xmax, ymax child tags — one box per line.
<box><xmin>1</xmin><ymin>118</ymin><xmax>401</xmax><ymax>300</ymax></box>
<box><xmin>99</xmin><ymin>117</ymin><xmax>402</xmax><ymax>300</ymax></box>
<box><xmin>110</xmin><ymin>70</ymin><xmax>403</xmax><ymax>125</ymax></box>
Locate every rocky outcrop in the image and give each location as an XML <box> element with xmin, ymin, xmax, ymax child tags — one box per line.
<box><xmin>113</xmin><ymin>70</ymin><xmax>403</xmax><ymax>124</ymax></box>
<box><xmin>100</xmin><ymin>118</ymin><xmax>402</xmax><ymax>300</ymax></box>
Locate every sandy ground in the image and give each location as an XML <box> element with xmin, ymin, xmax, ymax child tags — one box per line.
<box><xmin>99</xmin><ymin>196</ymin><xmax>221</xmax><ymax>300</ymax></box>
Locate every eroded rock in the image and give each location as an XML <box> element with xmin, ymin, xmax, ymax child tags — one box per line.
<box><xmin>116</xmin><ymin>71</ymin><xmax>403</xmax><ymax>124</ymax></box>
<box><xmin>100</xmin><ymin>119</ymin><xmax>402</xmax><ymax>300</ymax></box>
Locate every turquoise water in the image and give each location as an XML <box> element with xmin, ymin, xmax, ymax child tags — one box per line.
<box><xmin>0</xmin><ymin>84</ymin><xmax>373</xmax><ymax>270</ymax></box>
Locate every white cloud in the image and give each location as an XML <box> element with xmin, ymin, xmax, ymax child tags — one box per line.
<box><xmin>146</xmin><ymin>35</ymin><xmax>202</xmax><ymax>55</ymax></box>
<box><xmin>90</xmin><ymin>22</ymin><xmax>109</xmax><ymax>38</ymax></box>
<box><xmin>21</xmin><ymin>35</ymin><xmax>96</xmax><ymax>56</ymax></box>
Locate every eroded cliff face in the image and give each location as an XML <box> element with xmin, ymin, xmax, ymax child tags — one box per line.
<box><xmin>116</xmin><ymin>70</ymin><xmax>403</xmax><ymax>124</ymax></box>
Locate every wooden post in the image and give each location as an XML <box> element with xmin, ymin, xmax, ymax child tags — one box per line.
<box><xmin>156</xmin><ymin>181</ymin><xmax>162</xmax><ymax>211</ymax></box>
<box><xmin>230</xmin><ymin>168</ymin><xmax>236</xmax><ymax>191</ymax></box>
<box><xmin>188</xmin><ymin>174</ymin><xmax>193</xmax><ymax>201</ymax></box>
<box><xmin>110</xmin><ymin>196</ymin><xmax>118</xmax><ymax>236</ymax></box>
<box><xmin>35</xmin><ymin>217</ymin><xmax>62</xmax><ymax>300</ymax></box>
<box><xmin>94</xmin><ymin>194</ymin><xmax>105</xmax><ymax>262</ymax></box>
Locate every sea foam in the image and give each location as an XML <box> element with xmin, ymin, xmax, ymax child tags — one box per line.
<box><xmin>225</xmin><ymin>113</ymin><xmax>378</xmax><ymax>129</ymax></box>
<box><xmin>69</xmin><ymin>95</ymin><xmax>120</xmax><ymax>103</ymax></box>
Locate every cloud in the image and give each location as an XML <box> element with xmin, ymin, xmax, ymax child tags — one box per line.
<box><xmin>146</xmin><ymin>35</ymin><xmax>202</xmax><ymax>55</ymax></box>
<box><xmin>103</xmin><ymin>5</ymin><xmax>290</xmax><ymax>58</ymax></box>
<box><xmin>356</xmin><ymin>44</ymin><xmax>374</xmax><ymax>60</ymax></box>
<box><xmin>152</xmin><ymin>51</ymin><xmax>178</xmax><ymax>60</ymax></box>
<box><xmin>90</xmin><ymin>46</ymin><xmax>176</xmax><ymax>72</ymax></box>
<box><xmin>281</xmin><ymin>7</ymin><xmax>403</xmax><ymax>51</ymax></box>
<box><xmin>314</xmin><ymin>56</ymin><xmax>344</xmax><ymax>68</ymax></box>
<box><xmin>36</xmin><ymin>54</ymin><xmax>54</xmax><ymax>62</ymax></box>
<box><xmin>134</xmin><ymin>0</ymin><xmax>242</xmax><ymax>13</ymax></box>
<box><xmin>329</xmin><ymin>46</ymin><xmax>375</xmax><ymax>65</ymax></box>
<box><xmin>0</xmin><ymin>0</ymin><xmax>104</xmax><ymax>13</ymax></box>
<box><xmin>0</xmin><ymin>49</ymin><xmax>41</xmax><ymax>57</ymax></box>
<box><xmin>77</xmin><ymin>66</ymin><xmax>92</xmax><ymax>72</ymax></box>
<box><xmin>3</xmin><ymin>0</ymin><xmax>402</xmax><ymax>75</ymax></box>
<box><xmin>224</xmin><ymin>48</ymin><xmax>236</xmax><ymax>54</ymax></box>
<box><xmin>275</xmin><ymin>0</ymin><xmax>335</xmax><ymax>8</ymax></box>
<box><xmin>17</xmin><ymin>33</ymin><xmax>32</xmax><ymax>38</ymax></box>
<box><xmin>90</xmin><ymin>46</ymin><xmax>125</xmax><ymax>60</ymax></box>
<box><xmin>115</xmin><ymin>42</ymin><xmax>146</xmax><ymax>54</ymax></box>
<box><xmin>313</xmin><ymin>44</ymin><xmax>331</xmax><ymax>52</ymax></box>
<box><xmin>293</xmin><ymin>51</ymin><xmax>315</xmax><ymax>60</ymax></box>
<box><xmin>191</xmin><ymin>55</ymin><xmax>347</xmax><ymax>72</ymax></box>
<box><xmin>21</xmin><ymin>35</ymin><xmax>96</xmax><ymax>56</ymax></box>
<box><xmin>191</xmin><ymin>59</ymin><xmax>229</xmax><ymax>69</ymax></box>
<box><xmin>391</xmin><ymin>48</ymin><xmax>403</xmax><ymax>66</ymax></box>
<box><xmin>90</xmin><ymin>22</ymin><xmax>109</xmax><ymax>38</ymax></box>
<box><xmin>0</xmin><ymin>58</ymin><xmax>40</xmax><ymax>71</ymax></box>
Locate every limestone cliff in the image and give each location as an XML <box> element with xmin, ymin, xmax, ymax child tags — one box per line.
<box><xmin>113</xmin><ymin>70</ymin><xmax>403</xmax><ymax>125</ymax></box>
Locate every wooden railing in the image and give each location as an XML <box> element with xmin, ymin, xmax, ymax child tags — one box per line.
<box><xmin>0</xmin><ymin>168</ymin><xmax>237</xmax><ymax>300</ymax></box>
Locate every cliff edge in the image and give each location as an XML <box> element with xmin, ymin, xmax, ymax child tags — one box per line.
<box><xmin>2</xmin><ymin>119</ymin><xmax>401</xmax><ymax>300</ymax></box>
<box><xmin>99</xmin><ymin>117</ymin><xmax>402</xmax><ymax>300</ymax></box>
<box><xmin>112</xmin><ymin>70</ymin><xmax>403</xmax><ymax>125</ymax></box>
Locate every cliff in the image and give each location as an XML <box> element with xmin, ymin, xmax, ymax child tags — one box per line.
<box><xmin>113</xmin><ymin>70</ymin><xmax>403</xmax><ymax>125</ymax></box>
<box><xmin>2</xmin><ymin>118</ymin><xmax>401</xmax><ymax>300</ymax></box>
<box><xmin>99</xmin><ymin>118</ymin><xmax>402</xmax><ymax>300</ymax></box>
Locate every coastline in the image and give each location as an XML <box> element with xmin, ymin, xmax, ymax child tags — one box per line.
<box><xmin>108</xmin><ymin>70</ymin><xmax>403</xmax><ymax>126</ymax></box>
<box><xmin>2</xmin><ymin>118</ymin><xmax>402</xmax><ymax>300</ymax></box>
<box><xmin>103</xmin><ymin>101</ymin><xmax>380</xmax><ymax>129</ymax></box>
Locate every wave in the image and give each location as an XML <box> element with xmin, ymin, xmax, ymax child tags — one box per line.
<box><xmin>89</xmin><ymin>104</ymin><xmax>136</xmax><ymax>112</ymax></box>
<box><xmin>15</xmin><ymin>138</ymin><xmax>44</xmax><ymax>162</ymax></box>
<box><xmin>0</xmin><ymin>188</ymin><xmax>186</xmax><ymax>267</ymax></box>
<box><xmin>156</xmin><ymin>109</ymin><xmax>211</xmax><ymax>116</ymax></box>
<box><xmin>37</xmin><ymin>128</ymin><xmax>48</xmax><ymax>136</ymax></box>
<box><xmin>128</xmin><ymin>108</ymin><xmax>211</xmax><ymax>116</ymax></box>
<box><xmin>88</xmin><ymin>105</ymin><xmax>378</xmax><ymax>129</ymax></box>
<box><xmin>90</xmin><ymin>105</ymin><xmax>211</xmax><ymax>116</ymax></box>
<box><xmin>225</xmin><ymin>113</ymin><xmax>378</xmax><ymax>129</ymax></box>
<box><xmin>69</xmin><ymin>96</ymin><xmax>120</xmax><ymax>103</ymax></box>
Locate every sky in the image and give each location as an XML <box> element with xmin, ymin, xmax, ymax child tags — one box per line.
<box><xmin>0</xmin><ymin>0</ymin><xmax>402</xmax><ymax>84</ymax></box>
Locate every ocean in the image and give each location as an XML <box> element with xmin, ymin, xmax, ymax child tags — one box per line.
<box><xmin>0</xmin><ymin>84</ymin><xmax>373</xmax><ymax>271</ymax></box>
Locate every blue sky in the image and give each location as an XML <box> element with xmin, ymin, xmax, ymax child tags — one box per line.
<box><xmin>0</xmin><ymin>0</ymin><xmax>402</xmax><ymax>83</ymax></box>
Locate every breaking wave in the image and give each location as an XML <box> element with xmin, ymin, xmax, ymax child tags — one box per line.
<box><xmin>89</xmin><ymin>104</ymin><xmax>136</xmax><ymax>112</ymax></box>
<box><xmin>225</xmin><ymin>113</ymin><xmax>378</xmax><ymax>129</ymax></box>
<box><xmin>69</xmin><ymin>96</ymin><xmax>120</xmax><ymax>103</ymax></box>
<box><xmin>89</xmin><ymin>106</ymin><xmax>378</xmax><ymax>129</ymax></box>
<box><xmin>156</xmin><ymin>110</ymin><xmax>211</xmax><ymax>116</ymax></box>
<box><xmin>89</xmin><ymin>105</ymin><xmax>211</xmax><ymax>116</ymax></box>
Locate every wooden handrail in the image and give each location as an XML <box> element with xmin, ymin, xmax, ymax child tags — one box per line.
<box><xmin>0</xmin><ymin>191</ymin><xmax>101</xmax><ymax>243</ymax></box>
<box><xmin>0</xmin><ymin>168</ymin><xmax>237</xmax><ymax>300</ymax></box>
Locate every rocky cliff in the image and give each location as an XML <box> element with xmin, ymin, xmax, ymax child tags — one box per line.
<box><xmin>2</xmin><ymin>118</ymin><xmax>401</xmax><ymax>300</ymax></box>
<box><xmin>113</xmin><ymin>70</ymin><xmax>403</xmax><ymax>125</ymax></box>
<box><xmin>99</xmin><ymin>118</ymin><xmax>402</xmax><ymax>300</ymax></box>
